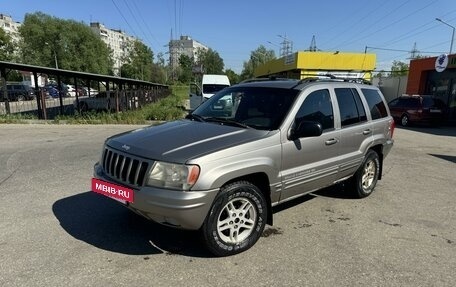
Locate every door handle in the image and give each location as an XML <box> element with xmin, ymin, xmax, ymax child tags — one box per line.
<box><xmin>325</xmin><ymin>138</ymin><xmax>339</xmax><ymax>145</ymax></box>
<box><xmin>363</xmin><ymin>129</ymin><xmax>372</xmax><ymax>135</ymax></box>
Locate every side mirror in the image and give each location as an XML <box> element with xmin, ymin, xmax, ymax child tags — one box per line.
<box><xmin>289</xmin><ymin>120</ymin><xmax>322</xmax><ymax>140</ymax></box>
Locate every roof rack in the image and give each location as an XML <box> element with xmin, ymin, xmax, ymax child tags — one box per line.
<box><xmin>290</xmin><ymin>74</ymin><xmax>371</xmax><ymax>88</ymax></box>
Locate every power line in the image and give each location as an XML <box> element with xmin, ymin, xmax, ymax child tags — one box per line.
<box><xmin>331</xmin><ymin>0</ymin><xmax>437</xmax><ymax>51</ymax></box>
<box><xmin>110</xmin><ymin>0</ymin><xmax>138</xmax><ymax>38</ymax></box>
<box><xmin>121</xmin><ymin>0</ymin><xmax>155</xmax><ymax>49</ymax></box>
<box><xmin>380</xmin><ymin>10</ymin><xmax>456</xmax><ymax>47</ymax></box>
<box><xmin>320</xmin><ymin>0</ymin><xmax>393</xmax><ymax>48</ymax></box>
<box><xmin>130</xmin><ymin>1</ymin><xmax>162</xmax><ymax>49</ymax></box>
<box><xmin>366</xmin><ymin>46</ymin><xmax>445</xmax><ymax>54</ymax></box>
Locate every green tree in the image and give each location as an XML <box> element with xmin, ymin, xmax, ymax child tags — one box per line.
<box><xmin>195</xmin><ymin>48</ymin><xmax>224</xmax><ymax>74</ymax></box>
<box><xmin>374</xmin><ymin>70</ymin><xmax>387</xmax><ymax>78</ymax></box>
<box><xmin>121</xmin><ymin>40</ymin><xmax>154</xmax><ymax>81</ymax></box>
<box><xmin>19</xmin><ymin>12</ymin><xmax>112</xmax><ymax>74</ymax></box>
<box><xmin>225</xmin><ymin>69</ymin><xmax>240</xmax><ymax>84</ymax></box>
<box><xmin>390</xmin><ymin>60</ymin><xmax>409</xmax><ymax>77</ymax></box>
<box><xmin>150</xmin><ymin>52</ymin><xmax>168</xmax><ymax>84</ymax></box>
<box><xmin>0</xmin><ymin>27</ymin><xmax>14</xmax><ymax>61</ymax></box>
<box><xmin>241</xmin><ymin>45</ymin><xmax>276</xmax><ymax>80</ymax></box>
<box><xmin>178</xmin><ymin>54</ymin><xmax>193</xmax><ymax>83</ymax></box>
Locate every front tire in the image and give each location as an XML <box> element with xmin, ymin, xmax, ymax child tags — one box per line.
<box><xmin>202</xmin><ymin>181</ymin><xmax>267</xmax><ymax>256</ymax></box>
<box><xmin>352</xmin><ymin>150</ymin><xmax>380</xmax><ymax>198</ymax></box>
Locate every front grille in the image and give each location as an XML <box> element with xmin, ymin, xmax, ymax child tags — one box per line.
<box><xmin>102</xmin><ymin>147</ymin><xmax>151</xmax><ymax>187</ymax></box>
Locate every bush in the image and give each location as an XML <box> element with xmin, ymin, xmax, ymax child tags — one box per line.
<box><xmin>1</xmin><ymin>85</ymin><xmax>190</xmax><ymax>124</ymax></box>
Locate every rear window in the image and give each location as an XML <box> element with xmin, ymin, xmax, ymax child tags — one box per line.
<box><xmin>203</xmin><ymin>84</ymin><xmax>229</xmax><ymax>94</ymax></box>
<box><xmin>335</xmin><ymin>88</ymin><xmax>367</xmax><ymax>127</ymax></box>
<box><xmin>361</xmin><ymin>88</ymin><xmax>388</xmax><ymax>120</ymax></box>
<box><xmin>422</xmin><ymin>97</ymin><xmax>445</xmax><ymax>109</ymax></box>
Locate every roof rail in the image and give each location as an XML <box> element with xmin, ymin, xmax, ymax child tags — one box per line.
<box><xmin>290</xmin><ymin>74</ymin><xmax>371</xmax><ymax>88</ymax></box>
<box><xmin>240</xmin><ymin>76</ymin><xmax>293</xmax><ymax>83</ymax></box>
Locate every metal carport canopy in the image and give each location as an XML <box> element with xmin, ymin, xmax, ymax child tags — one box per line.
<box><xmin>0</xmin><ymin>60</ymin><xmax>167</xmax><ymax>88</ymax></box>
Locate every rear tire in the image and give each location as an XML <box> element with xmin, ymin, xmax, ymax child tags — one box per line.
<box><xmin>351</xmin><ymin>150</ymin><xmax>380</xmax><ymax>198</ymax></box>
<box><xmin>400</xmin><ymin>114</ymin><xmax>409</xmax><ymax>126</ymax></box>
<box><xmin>201</xmin><ymin>181</ymin><xmax>267</xmax><ymax>256</ymax></box>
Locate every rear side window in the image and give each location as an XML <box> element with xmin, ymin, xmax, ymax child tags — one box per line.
<box><xmin>335</xmin><ymin>88</ymin><xmax>367</xmax><ymax>127</ymax></box>
<box><xmin>296</xmin><ymin>89</ymin><xmax>334</xmax><ymax>131</ymax></box>
<box><xmin>362</xmin><ymin>88</ymin><xmax>388</xmax><ymax>120</ymax></box>
<box><xmin>406</xmin><ymin>98</ymin><xmax>420</xmax><ymax>108</ymax></box>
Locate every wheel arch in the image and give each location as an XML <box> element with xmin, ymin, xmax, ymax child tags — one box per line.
<box><xmin>369</xmin><ymin>144</ymin><xmax>384</xmax><ymax>180</ymax></box>
<box><xmin>223</xmin><ymin>172</ymin><xmax>273</xmax><ymax>226</ymax></box>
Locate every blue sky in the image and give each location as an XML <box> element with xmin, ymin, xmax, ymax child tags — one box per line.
<box><xmin>2</xmin><ymin>0</ymin><xmax>456</xmax><ymax>73</ymax></box>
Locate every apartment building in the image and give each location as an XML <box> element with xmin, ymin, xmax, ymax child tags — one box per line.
<box><xmin>0</xmin><ymin>14</ymin><xmax>21</xmax><ymax>44</ymax></box>
<box><xmin>168</xmin><ymin>35</ymin><xmax>208</xmax><ymax>70</ymax></box>
<box><xmin>90</xmin><ymin>22</ymin><xmax>137</xmax><ymax>76</ymax></box>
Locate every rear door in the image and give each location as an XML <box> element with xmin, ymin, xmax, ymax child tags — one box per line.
<box><xmin>333</xmin><ymin>86</ymin><xmax>372</xmax><ymax>180</ymax></box>
<box><xmin>280</xmin><ymin>87</ymin><xmax>340</xmax><ymax>201</ymax></box>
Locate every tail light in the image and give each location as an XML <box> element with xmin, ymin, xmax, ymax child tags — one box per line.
<box><xmin>389</xmin><ymin>120</ymin><xmax>395</xmax><ymax>138</ymax></box>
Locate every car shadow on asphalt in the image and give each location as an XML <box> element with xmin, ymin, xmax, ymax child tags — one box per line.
<box><xmin>397</xmin><ymin>125</ymin><xmax>456</xmax><ymax>137</ymax></box>
<box><xmin>52</xmin><ymin>191</ymin><xmax>213</xmax><ymax>258</ymax></box>
<box><xmin>53</xmin><ymin>185</ymin><xmax>357</xmax><ymax>258</ymax></box>
<box><xmin>428</xmin><ymin>153</ymin><xmax>456</xmax><ymax>164</ymax></box>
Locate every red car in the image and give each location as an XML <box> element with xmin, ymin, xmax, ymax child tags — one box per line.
<box><xmin>387</xmin><ymin>95</ymin><xmax>446</xmax><ymax>126</ymax></box>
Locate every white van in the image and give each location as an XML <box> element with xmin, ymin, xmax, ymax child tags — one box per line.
<box><xmin>189</xmin><ymin>74</ymin><xmax>230</xmax><ymax>110</ymax></box>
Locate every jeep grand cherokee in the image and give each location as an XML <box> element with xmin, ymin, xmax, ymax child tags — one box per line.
<box><xmin>92</xmin><ymin>77</ymin><xmax>395</xmax><ymax>256</ymax></box>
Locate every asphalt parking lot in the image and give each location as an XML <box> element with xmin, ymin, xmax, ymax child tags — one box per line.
<box><xmin>0</xmin><ymin>123</ymin><xmax>455</xmax><ymax>287</ymax></box>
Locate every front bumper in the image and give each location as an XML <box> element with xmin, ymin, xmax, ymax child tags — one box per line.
<box><xmin>93</xmin><ymin>162</ymin><xmax>219</xmax><ymax>230</ymax></box>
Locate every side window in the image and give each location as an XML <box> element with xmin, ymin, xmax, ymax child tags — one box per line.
<box><xmin>351</xmin><ymin>89</ymin><xmax>367</xmax><ymax>122</ymax></box>
<box><xmin>388</xmin><ymin>99</ymin><xmax>399</xmax><ymax>107</ymax></box>
<box><xmin>362</xmin><ymin>88</ymin><xmax>388</xmax><ymax>120</ymax></box>
<box><xmin>335</xmin><ymin>88</ymin><xmax>367</xmax><ymax>127</ymax></box>
<box><xmin>296</xmin><ymin>89</ymin><xmax>334</xmax><ymax>131</ymax></box>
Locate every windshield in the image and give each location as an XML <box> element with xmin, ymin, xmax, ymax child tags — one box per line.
<box><xmin>202</xmin><ymin>84</ymin><xmax>230</xmax><ymax>94</ymax></box>
<box><xmin>191</xmin><ymin>86</ymin><xmax>299</xmax><ymax>130</ymax></box>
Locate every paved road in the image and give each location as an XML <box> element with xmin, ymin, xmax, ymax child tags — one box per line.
<box><xmin>0</xmin><ymin>124</ymin><xmax>455</xmax><ymax>287</ymax></box>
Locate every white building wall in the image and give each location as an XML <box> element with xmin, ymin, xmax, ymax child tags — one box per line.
<box><xmin>0</xmin><ymin>14</ymin><xmax>21</xmax><ymax>44</ymax></box>
<box><xmin>90</xmin><ymin>22</ymin><xmax>136</xmax><ymax>76</ymax></box>
<box><xmin>169</xmin><ymin>35</ymin><xmax>208</xmax><ymax>69</ymax></box>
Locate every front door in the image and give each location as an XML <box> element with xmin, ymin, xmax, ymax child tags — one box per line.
<box><xmin>280</xmin><ymin>88</ymin><xmax>340</xmax><ymax>201</ymax></box>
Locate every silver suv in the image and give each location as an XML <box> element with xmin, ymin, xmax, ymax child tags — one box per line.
<box><xmin>92</xmin><ymin>78</ymin><xmax>395</xmax><ymax>256</ymax></box>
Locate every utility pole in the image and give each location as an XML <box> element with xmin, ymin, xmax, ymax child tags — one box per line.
<box><xmin>278</xmin><ymin>34</ymin><xmax>293</xmax><ymax>57</ymax></box>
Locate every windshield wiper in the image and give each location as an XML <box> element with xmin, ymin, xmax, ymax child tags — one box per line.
<box><xmin>205</xmin><ymin>117</ymin><xmax>250</xmax><ymax>129</ymax></box>
<box><xmin>185</xmin><ymin>113</ymin><xmax>205</xmax><ymax>122</ymax></box>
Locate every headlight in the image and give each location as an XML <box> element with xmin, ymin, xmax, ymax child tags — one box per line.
<box><xmin>146</xmin><ymin>161</ymin><xmax>200</xmax><ymax>190</ymax></box>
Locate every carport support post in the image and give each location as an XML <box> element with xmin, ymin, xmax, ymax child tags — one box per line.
<box><xmin>74</xmin><ymin>77</ymin><xmax>80</xmax><ymax>114</ymax></box>
<box><xmin>33</xmin><ymin>72</ymin><xmax>44</xmax><ymax>119</ymax></box>
<box><xmin>0</xmin><ymin>68</ymin><xmax>10</xmax><ymax>115</ymax></box>
<box><xmin>57</xmin><ymin>74</ymin><xmax>64</xmax><ymax>115</ymax></box>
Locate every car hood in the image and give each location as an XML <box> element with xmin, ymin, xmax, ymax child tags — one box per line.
<box><xmin>106</xmin><ymin>119</ymin><xmax>269</xmax><ymax>163</ymax></box>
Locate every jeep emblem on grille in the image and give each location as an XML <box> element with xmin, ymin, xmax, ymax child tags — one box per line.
<box><xmin>121</xmin><ymin>144</ymin><xmax>130</xmax><ymax>151</ymax></box>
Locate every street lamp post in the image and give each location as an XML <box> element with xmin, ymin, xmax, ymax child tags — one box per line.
<box><xmin>436</xmin><ymin>18</ymin><xmax>455</xmax><ymax>54</ymax></box>
<box><xmin>44</xmin><ymin>42</ymin><xmax>58</xmax><ymax>69</ymax></box>
<box><xmin>52</xmin><ymin>49</ymin><xmax>58</xmax><ymax>69</ymax></box>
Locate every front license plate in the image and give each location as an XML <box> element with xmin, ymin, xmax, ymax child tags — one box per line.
<box><xmin>91</xmin><ymin>178</ymin><xmax>134</xmax><ymax>203</ymax></box>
